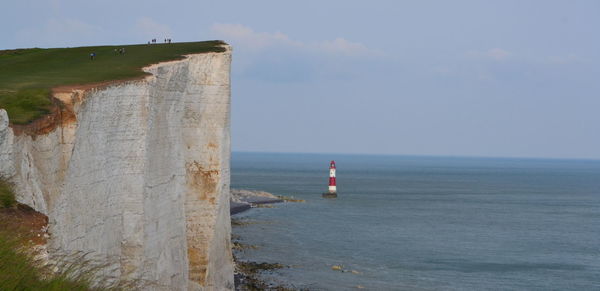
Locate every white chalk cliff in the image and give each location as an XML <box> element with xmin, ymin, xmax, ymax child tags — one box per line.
<box><xmin>0</xmin><ymin>46</ymin><xmax>234</xmax><ymax>290</ymax></box>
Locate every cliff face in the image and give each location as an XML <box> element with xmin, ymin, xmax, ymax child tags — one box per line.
<box><xmin>0</xmin><ymin>48</ymin><xmax>233</xmax><ymax>290</ymax></box>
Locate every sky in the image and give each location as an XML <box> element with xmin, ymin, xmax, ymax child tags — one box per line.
<box><xmin>2</xmin><ymin>0</ymin><xmax>599</xmax><ymax>159</ymax></box>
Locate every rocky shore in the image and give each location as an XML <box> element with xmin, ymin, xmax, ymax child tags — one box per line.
<box><xmin>230</xmin><ymin>189</ymin><xmax>303</xmax><ymax>290</ymax></box>
<box><xmin>230</xmin><ymin>189</ymin><xmax>284</xmax><ymax>215</ymax></box>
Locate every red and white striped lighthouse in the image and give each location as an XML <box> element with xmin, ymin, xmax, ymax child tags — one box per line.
<box><xmin>328</xmin><ymin>160</ymin><xmax>337</xmax><ymax>193</ymax></box>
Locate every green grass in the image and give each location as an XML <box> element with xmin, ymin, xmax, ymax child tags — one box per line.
<box><xmin>0</xmin><ymin>232</ymin><xmax>96</xmax><ymax>290</ymax></box>
<box><xmin>0</xmin><ymin>179</ymin><xmax>16</xmax><ymax>208</ymax></box>
<box><xmin>0</xmin><ymin>41</ymin><xmax>227</xmax><ymax>124</ymax></box>
<box><xmin>0</xmin><ymin>180</ymin><xmax>118</xmax><ymax>290</ymax></box>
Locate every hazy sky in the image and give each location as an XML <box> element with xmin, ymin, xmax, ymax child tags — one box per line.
<box><xmin>2</xmin><ymin>1</ymin><xmax>599</xmax><ymax>159</ymax></box>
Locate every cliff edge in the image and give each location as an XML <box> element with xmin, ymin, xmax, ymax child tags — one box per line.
<box><xmin>0</xmin><ymin>46</ymin><xmax>233</xmax><ymax>290</ymax></box>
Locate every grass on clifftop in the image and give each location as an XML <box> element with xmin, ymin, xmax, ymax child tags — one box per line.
<box><xmin>0</xmin><ymin>40</ymin><xmax>227</xmax><ymax>124</ymax></box>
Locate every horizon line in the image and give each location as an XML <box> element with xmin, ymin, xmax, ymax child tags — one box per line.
<box><xmin>231</xmin><ymin>150</ymin><xmax>600</xmax><ymax>162</ymax></box>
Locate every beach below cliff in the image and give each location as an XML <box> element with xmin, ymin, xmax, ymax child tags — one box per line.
<box><xmin>230</xmin><ymin>189</ymin><xmax>303</xmax><ymax>290</ymax></box>
<box><xmin>230</xmin><ymin>189</ymin><xmax>283</xmax><ymax>215</ymax></box>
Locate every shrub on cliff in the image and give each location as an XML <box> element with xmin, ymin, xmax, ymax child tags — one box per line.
<box><xmin>0</xmin><ymin>179</ymin><xmax>16</xmax><ymax>208</ymax></box>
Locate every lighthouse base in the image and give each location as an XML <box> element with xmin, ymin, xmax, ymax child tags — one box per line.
<box><xmin>322</xmin><ymin>192</ymin><xmax>338</xmax><ymax>198</ymax></box>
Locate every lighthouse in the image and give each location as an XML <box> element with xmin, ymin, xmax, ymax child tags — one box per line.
<box><xmin>323</xmin><ymin>160</ymin><xmax>338</xmax><ymax>198</ymax></box>
<box><xmin>328</xmin><ymin>161</ymin><xmax>337</xmax><ymax>193</ymax></box>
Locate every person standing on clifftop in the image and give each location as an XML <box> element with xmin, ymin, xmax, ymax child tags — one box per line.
<box><xmin>90</xmin><ymin>52</ymin><xmax>95</xmax><ymax>60</ymax></box>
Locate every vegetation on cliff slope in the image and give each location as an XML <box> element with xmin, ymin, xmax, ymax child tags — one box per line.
<box><xmin>0</xmin><ymin>234</ymin><xmax>94</xmax><ymax>290</ymax></box>
<box><xmin>0</xmin><ymin>180</ymin><xmax>99</xmax><ymax>290</ymax></box>
<box><xmin>0</xmin><ymin>179</ymin><xmax>16</xmax><ymax>208</ymax></box>
<box><xmin>0</xmin><ymin>40</ymin><xmax>227</xmax><ymax>124</ymax></box>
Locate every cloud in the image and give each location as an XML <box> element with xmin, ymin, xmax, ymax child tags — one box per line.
<box><xmin>432</xmin><ymin>66</ymin><xmax>452</xmax><ymax>74</ymax></box>
<box><xmin>546</xmin><ymin>54</ymin><xmax>585</xmax><ymax>65</ymax></box>
<box><xmin>487</xmin><ymin>48</ymin><xmax>510</xmax><ymax>60</ymax></box>
<box><xmin>211</xmin><ymin>23</ymin><xmax>296</xmax><ymax>50</ymax></box>
<box><xmin>15</xmin><ymin>18</ymin><xmax>104</xmax><ymax>48</ymax></box>
<box><xmin>49</xmin><ymin>0</ymin><xmax>62</xmax><ymax>13</ymax></box>
<box><xmin>134</xmin><ymin>17</ymin><xmax>172</xmax><ymax>39</ymax></box>
<box><xmin>467</xmin><ymin>48</ymin><xmax>511</xmax><ymax>60</ymax></box>
<box><xmin>318</xmin><ymin>38</ymin><xmax>376</xmax><ymax>56</ymax></box>
<box><xmin>211</xmin><ymin>23</ymin><xmax>381</xmax><ymax>56</ymax></box>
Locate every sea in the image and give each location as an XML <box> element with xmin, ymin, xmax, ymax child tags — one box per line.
<box><xmin>231</xmin><ymin>152</ymin><xmax>600</xmax><ymax>290</ymax></box>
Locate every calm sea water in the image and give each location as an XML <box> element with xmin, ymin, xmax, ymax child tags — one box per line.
<box><xmin>231</xmin><ymin>152</ymin><xmax>600</xmax><ymax>290</ymax></box>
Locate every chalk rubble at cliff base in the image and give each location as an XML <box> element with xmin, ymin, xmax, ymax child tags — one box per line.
<box><xmin>230</xmin><ymin>189</ymin><xmax>285</xmax><ymax>215</ymax></box>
